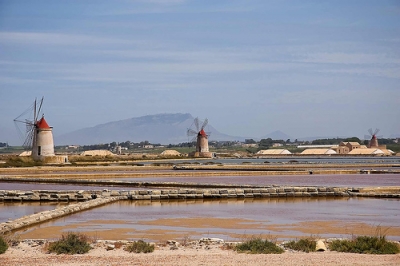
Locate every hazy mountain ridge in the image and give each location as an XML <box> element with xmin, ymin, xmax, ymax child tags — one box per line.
<box><xmin>54</xmin><ymin>113</ymin><xmax>398</xmax><ymax>146</ymax></box>
<box><xmin>56</xmin><ymin>113</ymin><xmax>246</xmax><ymax>145</ymax></box>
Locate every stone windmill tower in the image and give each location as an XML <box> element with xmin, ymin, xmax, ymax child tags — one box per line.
<box><xmin>366</xmin><ymin>128</ymin><xmax>380</xmax><ymax>148</ymax></box>
<box><xmin>14</xmin><ymin>97</ymin><xmax>68</xmax><ymax>163</ymax></box>
<box><xmin>187</xmin><ymin>117</ymin><xmax>212</xmax><ymax>157</ymax></box>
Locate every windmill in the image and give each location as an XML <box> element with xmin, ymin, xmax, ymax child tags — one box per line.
<box><xmin>187</xmin><ymin>117</ymin><xmax>209</xmax><ymax>153</ymax></box>
<box><xmin>14</xmin><ymin>97</ymin><xmax>55</xmax><ymax>160</ymax></box>
<box><xmin>365</xmin><ymin>128</ymin><xmax>380</xmax><ymax>148</ymax></box>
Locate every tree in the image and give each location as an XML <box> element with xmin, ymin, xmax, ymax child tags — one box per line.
<box><xmin>344</xmin><ymin>137</ymin><xmax>361</xmax><ymax>143</ymax></box>
<box><xmin>259</xmin><ymin>138</ymin><xmax>273</xmax><ymax>148</ymax></box>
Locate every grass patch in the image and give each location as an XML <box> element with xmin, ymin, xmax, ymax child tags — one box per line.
<box><xmin>47</xmin><ymin>232</ymin><xmax>92</xmax><ymax>255</ymax></box>
<box><xmin>235</xmin><ymin>238</ymin><xmax>284</xmax><ymax>254</ymax></box>
<box><xmin>0</xmin><ymin>156</ymin><xmax>42</xmax><ymax>168</ymax></box>
<box><xmin>0</xmin><ymin>235</ymin><xmax>8</xmax><ymax>254</ymax></box>
<box><xmin>329</xmin><ymin>236</ymin><xmax>399</xmax><ymax>254</ymax></box>
<box><xmin>283</xmin><ymin>238</ymin><xmax>316</xmax><ymax>253</ymax></box>
<box><xmin>124</xmin><ymin>240</ymin><xmax>155</xmax><ymax>253</ymax></box>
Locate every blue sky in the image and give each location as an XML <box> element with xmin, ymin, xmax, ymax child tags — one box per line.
<box><xmin>1</xmin><ymin>0</ymin><xmax>399</xmax><ymax>145</ymax></box>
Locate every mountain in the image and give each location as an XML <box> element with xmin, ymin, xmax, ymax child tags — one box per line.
<box><xmin>56</xmin><ymin>113</ymin><xmax>245</xmax><ymax>145</ymax></box>
<box><xmin>260</xmin><ymin>130</ymin><xmax>292</xmax><ymax>141</ymax></box>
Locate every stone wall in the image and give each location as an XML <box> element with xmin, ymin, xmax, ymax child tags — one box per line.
<box><xmin>1</xmin><ymin>186</ymin><xmax>399</xmax><ymax>203</ymax></box>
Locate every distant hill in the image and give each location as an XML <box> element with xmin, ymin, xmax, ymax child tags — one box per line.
<box><xmin>56</xmin><ymin>113</ymin><xmax>245</xmax><ymax>145</ymax></box>
<box><xmin>260</xmin><ymin>130</ymin><xmax>292</xmax><ymax>141</ymax></box>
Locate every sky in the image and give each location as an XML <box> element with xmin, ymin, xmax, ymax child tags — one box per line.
<box><xmin>1</xmin><ymin>0</ymin><xmax>399</xmax><ymax>145</ymax></box>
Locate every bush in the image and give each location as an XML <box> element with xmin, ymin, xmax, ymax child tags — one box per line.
<box><xmin>329</xmin><ymin>236</ymin><xmax>399</xmax><ymax>254</ymax></box>
<box><xmin>0</xmin><ymin>235</ymin><xmax>8</xmax><ymax>254</ymax></box>
<box><xmin>235</xmin><ymin>238</ymin><xmax>284</xmax><ymax>254</ymax></box>
<box><xmin>124</xmin><ymin>240</ymin><xmax>154</xmax><ymax>253</ymax></box>
<box><xmin>48</xmin><ymin>232</ymin><xmax>92</xmax><ymax>254</ymax></box>
<box><xmin>284</xmin><ymin>238</ymin><xmax>316</xmax><ymax>253</ymax></box>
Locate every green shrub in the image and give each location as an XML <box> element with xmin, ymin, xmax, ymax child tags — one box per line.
<box><xmin>235</xmin><ymin>238</ymin><xmax>284</xmax><ymax>254</ymax></box>
<box><xmin>124</xmin><ymin>240</ymin><xmax>154</xmax><ymax>253</ymax></box>
<box><xmin>48</xmin><ymin>232</ymin><xmax>92</xmax><ymax>254</ymax></box>
<box><xmin>283</xmin><ymin>238</ymin><xmax>316</xmax><ymax>253</ymax></box>
<box><xmin>0</xmin><ymin>235</ymin><xmax>8</xmax><ymax>254</ymax></box>
<box><xmin>329</xmin><ymin>236</ymin><xmax>399</xmax><ymax>254</ymax></box>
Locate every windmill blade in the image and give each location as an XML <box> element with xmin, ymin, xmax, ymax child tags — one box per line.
<box><xmin>201</xmin><ymin>118</ymin><xmax>208</xmax><ymax>130</ymax></box>
<box><xmin>374</xmin><ymin>128</ymin><xmax>380</xmax><ymax>135</ymax></box>
<box><xmin>368</xmin><ymin>128</ymin><xmax>373</xmax><ymax>135</ymax></box>
<box><xmin>35</xmin><ymin>97</ymin><xmax>44</xmax><ymax>121</ymax></box>
<box><xmin>14</xmin><ymin>100</ymin><xmax>35</xmax><ymax>124</ymax></box>
<box><xmin>194</xmin><ymin>117</ymin><xmax>200</xmax><ymax>131</ymax></box>
<box><xmin>23</xmin><ymin>126</ymin><xmax>35</xmax><ymax>149</ymax></box>
<box><xmin>187</xmin><ymin>128</ymin><xmax>198</xmax><ymax>136</ymax></box>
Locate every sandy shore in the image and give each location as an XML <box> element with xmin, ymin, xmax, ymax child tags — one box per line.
<box><xmin>1</xmin><ymin>240</ymin><xmax>399</xmax><ymax>266</ymax></box>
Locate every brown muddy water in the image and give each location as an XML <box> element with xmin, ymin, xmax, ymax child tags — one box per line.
<box><xmin>13</xmin><ymin>197</ymin><xmax>400</xmax><ymax>242</ymax></box>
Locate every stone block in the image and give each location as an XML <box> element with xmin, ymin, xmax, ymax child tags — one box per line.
<box><xmin>151</xmin><ymin>195</ymin><xmax>161</xmax><ymax>200</ymax></box>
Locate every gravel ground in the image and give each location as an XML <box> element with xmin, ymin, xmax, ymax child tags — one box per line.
<box><xmin>1</xmin><ymin>240</ymin><xmax>399</xmax><ymax>266</ymax></box>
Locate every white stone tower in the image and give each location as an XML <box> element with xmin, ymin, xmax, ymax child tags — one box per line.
<box><xmin>32</xmin><ymin>116</ymin><xmax>55</xmax><ymax>160</ymax></box>
<box><xmin>196</xmin><ymin>128</ymin><xmax>209</xmax><ymax>152</ymax></box>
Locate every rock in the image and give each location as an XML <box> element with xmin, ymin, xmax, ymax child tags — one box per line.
<box><xmin>106</xmin><ymin>244</ymin><xmax>115</xmax><ymax>251</ymax></box>
<box><xmin>315</xmin><ymin>240</ymin><xmax>327</xmax><ymax>251</ymax></box>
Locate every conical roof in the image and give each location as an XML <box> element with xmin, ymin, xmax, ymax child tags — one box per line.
<box><xmin>36</xmin><ymin>117</ymin><xmax>50</xmax><ymax>129</ymax></box>
<box><xmin>199</xmin><ymin>129</ymin><xmax>207</xmax><ymax>137</ymax></box>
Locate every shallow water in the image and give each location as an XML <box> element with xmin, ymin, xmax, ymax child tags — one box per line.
<box><xmin>0</xmin><ymin>182</ymin><xmax>144</xmax><ymax>191</ymax></box>
<box><xmin>15</xmin><ymin>197</ymin><xmax>400</xmax><ymax>242</ymax></box>
<box><xmin>118</xmin><ymin>174</ymin><xmax>400</xmax><ymax>187</ymax></box>
<box><xmin>0</xmin><ymin>202</ymin><xmax>69</xmax><ymax>223</ymax></box>
<box><xmin>1</xmin><ymin>174</ymin><xmax>399</xmax><ymax>190</ymax></box>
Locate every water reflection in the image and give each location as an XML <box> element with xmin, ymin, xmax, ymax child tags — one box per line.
<box><xmin>16</xmin><ymin>197</ymin><xmax>400</xmax><ymax>242</ymax></box>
